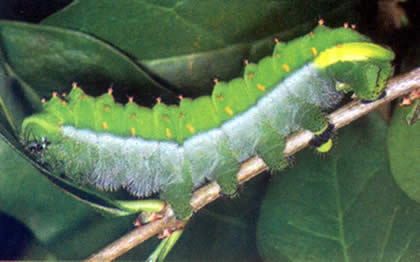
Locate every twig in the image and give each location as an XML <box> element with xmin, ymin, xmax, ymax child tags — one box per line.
<box><xmin>85</xmin><ymin>67</ymin><xmax>420</xmax><ymax>262</ymax></box>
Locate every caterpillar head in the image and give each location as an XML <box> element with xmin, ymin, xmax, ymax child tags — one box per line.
<box><xmin>26</xmin><ymin>136</ymin><xmax>51</xmax><ymax>154</ymax></box>
<box><xmin>314</xmin><ymin>42</ymin><xmax>395</xmax><ymax>101</ymax></box>
<box><xmin>21</xmin><ymin>89</ymin><xmax>75</xmax><ymax>155</ymax></box>
<box><xmin>21</xmin><ymin>113</ymin><xmax>61</xmax><ymax>155</ymax></box>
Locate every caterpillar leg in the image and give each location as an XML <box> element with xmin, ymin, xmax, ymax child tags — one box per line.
<box><xmin>160</xmin><ymin>163</ymin><xmax>194</xmax><ymax>220</ymax></box>
<box><xmin>185</xmin><ymin>130</ymin><xmax>240</xmax><ymax>196</ymax></box>
<box><xmin>291</xmin><ymin>100</ymin><xmax>334</xmax><ymax>153</ymax></box>
<box><xmin>147</xmin><ymin>229</ymin><xmax>184</xmax><ymax>262</ymax></box>
<box><xmin>213</xmin><ymin>143</ymin><xmax>241</xmax><ymax>195</ymax></box>
<box><xmin>255</xmin><ymin>121</ymin><xmax>288</xmax><ymax>171</ymax></box>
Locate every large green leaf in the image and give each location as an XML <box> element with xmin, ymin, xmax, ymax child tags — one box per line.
<box><xmin>388</xmin><ymin>105</ymin><xmax>420</xmax><ymax>203</ymax></box>
<box><xmin>0</xmin><ymin>21</ymin><xmax>176</xmax><ymax>104</ymax></box>
<box><xmin>0</xmin><ymin>76</ymin><xmax>35</xmax><ymax>135</ymax></box>
<box><xmin>42</xmin><ymin>0</ymin><xmax>362</xmax><ymax>59</ymax></box>
<box><xmin>0</xmin><ymin>137</ymin><xmax>138</xmax><ymax>259</ymax></box>
<box><xmin>41</xmin><ymin>0</ymin><xmax>363</xmax><ymax>95</ymax></box>
<box><xmin>257</xmin><ymin>115</ymin><xmax>420</xmax><ymax>262</ymax></box>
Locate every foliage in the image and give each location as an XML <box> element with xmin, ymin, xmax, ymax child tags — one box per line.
<box><xmin>0</xmin><ymin>0</ymin><xmax>419</xmax><ymax>261</ymax></box>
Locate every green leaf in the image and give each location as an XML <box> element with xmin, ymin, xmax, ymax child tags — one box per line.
<box><xmin>0</xmin><ymin>74</ymin><xmax>39</xmax><ymax>155</ymax></box>
<box><xmin>41</xmin><ymin>0</ymin><xmax>363</xmax><ymax>95</ymax></box>
<box><xmin>0</xmin><ymin>136</ymin><xmax>139</xmax><ymax>259</ymax></box>
<box><xmin>0</xmin><ymin>76</ymin><xmax>37</xmax><ymax>135</ymax></box>
<box><xmin>0</xmin><ymin>136</ymin><xmax>90</xmax><ymax>243</ymax></box>
<box><xmin>0</xmin><ymin>21</ymin><xmax>176</xmax><ymax>104</ymax></box>
<box><xmin>257</xmin><ymin>115</ymin><xmax>420</xmax><ymax>262</ymax></box>
<box><xmin>42</xmin><ymin>0</ymin><xmax>362</xmax><ymax>59</ymax></box>
<box><xmin>388</xmin><ymin>105</ymin><xmax>420</xmax><ymax>203</ymax></box>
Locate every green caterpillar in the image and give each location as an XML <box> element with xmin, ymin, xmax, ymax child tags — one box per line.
<box><xmin>21</xmin><ymin>23</ymin><xmax>394</xmax><ymax>219</ymax></box>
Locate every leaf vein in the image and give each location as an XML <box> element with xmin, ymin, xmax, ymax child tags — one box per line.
<box><xmin>287</xmin><ymin>222</ymin><xmax>339</xmax><ymax>241</ymax></box>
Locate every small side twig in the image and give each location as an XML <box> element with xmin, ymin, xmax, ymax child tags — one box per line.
<box><xmin>86</xmin><ymin>67</ymin><xmax>420</xmax><ymax>262</ymax></box>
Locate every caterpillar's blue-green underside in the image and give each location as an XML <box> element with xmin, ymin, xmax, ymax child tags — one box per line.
<box><xmin>21</xmin><ymin>24</ymin><xmax>394</xmax><ymax>219</ymax></box>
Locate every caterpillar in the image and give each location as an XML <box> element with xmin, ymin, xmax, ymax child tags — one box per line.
<box><xmin>21</xmin><ymin>23</ymin><xmax>394</xmax><ymax>219</ymax></box>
